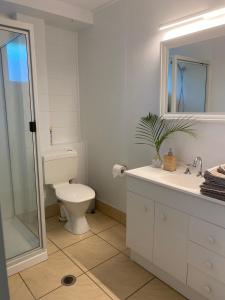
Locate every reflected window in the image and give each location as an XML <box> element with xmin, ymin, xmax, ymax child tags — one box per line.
<box><xmin>6</xmin><ymin>42</ymin><xmax>28</xmax><ymax>82</ymax></box>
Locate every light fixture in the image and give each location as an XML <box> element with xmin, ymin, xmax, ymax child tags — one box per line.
<box><xmin>159</xmin><ymin>7</ymin><xmax>225</xmax><ymax>31</ymax></box>
<box><xmin>160</xmin><ymin>7</ymin><xmax>225</xmax><ymax>40</ymax></box>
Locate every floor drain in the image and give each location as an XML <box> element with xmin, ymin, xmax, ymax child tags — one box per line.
<box><xmin>61</xmin><ymin>275</ymin><xmax>76</xmax><ymax>286</ymax></box>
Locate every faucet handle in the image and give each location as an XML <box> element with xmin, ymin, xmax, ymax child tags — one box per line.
<box><xmin>197</xmin><ymin>170</ymin><xmax>204</xmax><ymax>177</ymax></box>
<box><xmin>184</xmin><ymin>164</ymin><xmax>192</xmax><ymax>175</ymax></box>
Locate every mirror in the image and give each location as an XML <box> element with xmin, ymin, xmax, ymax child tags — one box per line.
<box><xmin>161</xmin><ymin>26</ymin><xmax>225</xmax><ymax>120</ymax></box>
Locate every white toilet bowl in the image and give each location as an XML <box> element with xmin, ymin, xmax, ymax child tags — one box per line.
<box><xmin>53</xmin><ymin>183</ymin><xmax>95</xmax><ymax>235</ymax></box>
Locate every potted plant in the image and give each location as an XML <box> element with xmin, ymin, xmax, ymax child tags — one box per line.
<box><xmin>135</xmin><ymin>113</ymin><xmax>196</xmax><ymax>168</ymax></box>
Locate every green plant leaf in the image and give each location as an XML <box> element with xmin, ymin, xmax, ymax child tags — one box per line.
<box><xmin>135</xmin><ymin>113</ymin><xmax>196</xmax><ymax>154</ymax></box>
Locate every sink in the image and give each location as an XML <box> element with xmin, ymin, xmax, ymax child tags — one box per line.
<box><xmin>160</xmin><ymin>173</ymin><xmax>204</xmax><ymax>191</ymax></box>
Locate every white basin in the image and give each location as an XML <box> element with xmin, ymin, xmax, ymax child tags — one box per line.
<box><xmin>160</xmin><ymin>173</ymin><xmax>204</xmax><ymax>191</ymax></box>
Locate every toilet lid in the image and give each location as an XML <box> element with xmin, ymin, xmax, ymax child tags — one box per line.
<box><xmin>54</xmin><ymin>183</ymin><xmax>95</xmax><ymax>203</ymax></box>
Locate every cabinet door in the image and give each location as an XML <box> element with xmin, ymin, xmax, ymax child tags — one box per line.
<box><xmin>153</xmin><ymin>203</ymin><xmax>189</xmax><ymax>283</ymax></box>
<box><xmin>127</xmin><ymin>192</ymin><xmax>154</xmax><ymax>262</ymax></box>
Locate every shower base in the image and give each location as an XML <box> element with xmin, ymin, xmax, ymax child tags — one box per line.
<box><xmin>3</xmin><ymin>217</ymin><xmax>39</xmax><ymax>260</ymax></box>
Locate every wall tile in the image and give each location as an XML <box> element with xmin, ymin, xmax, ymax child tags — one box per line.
<box><xmin>49</xmin><ymin>94</ymin><xmax>76</xmax><ymax>112</ymax></box>
<box><xmin>51</xmin><ymin>126</ymin><xmax>80</xmax><ymax>145</ymax></box>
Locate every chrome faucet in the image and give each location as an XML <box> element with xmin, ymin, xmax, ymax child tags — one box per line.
<box><xmin>192</xmin><ymin>156</ymin><xmax>203</xmax><ymax>177</ymax></box>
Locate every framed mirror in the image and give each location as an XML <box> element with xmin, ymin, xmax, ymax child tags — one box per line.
<box><xmin>160</xmin><ymin>24</ymin><xmax>225</xmax><ymax>120</ymax></box>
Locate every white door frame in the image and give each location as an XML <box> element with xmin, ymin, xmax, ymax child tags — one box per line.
<box><xmin>0</xmin><ymin>205</ymin><xmax>10</xmax><ymax>300</ymax></box>
<box><xmin>0</xmin><ymin>17</ymin><xmax>47</xmax><ymax>275</ymax></box>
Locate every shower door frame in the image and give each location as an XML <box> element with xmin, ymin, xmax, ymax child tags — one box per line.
<box><xmin>0</xmin><ymin>17</ymin><xmax>47</xmax><ymax>276</ymax></box>
<box><xmin>170</xmin><ymin>55</ymin><xmax>210</xmax><ymax>113</ymax></box>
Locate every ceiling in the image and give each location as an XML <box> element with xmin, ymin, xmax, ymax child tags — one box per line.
<box><xmin>59</xmin><ymin>0</ymin><xmax>115</xmax><ymax>11</ymax></box>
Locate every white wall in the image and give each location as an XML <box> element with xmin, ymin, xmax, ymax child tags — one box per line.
<box><xmin>78</xmin><ymin>0</ymin><xmax>225</xmax><ymax>213</ymax></box>
<box><xmin>15</xmin><ymin>14</ymin><xmax>86</xmax><ymax>206</ymax></box>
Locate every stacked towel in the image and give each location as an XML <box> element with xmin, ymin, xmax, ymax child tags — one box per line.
<box><xmin>200</xmin><ymin>165</ymin><xmax>225</xmax><ymax>201</ymax></box>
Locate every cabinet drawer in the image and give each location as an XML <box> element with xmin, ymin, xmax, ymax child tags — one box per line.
<box><xmin>127</xmin><ymin>192</ymin><xmax>154</xmax><ymax>262</ymax></box>
<box><xmin>188</xmin><ymin>265</ymin><xmax>225</xmax><ymax>300</ymax></box>
<box><xmin>188</xmin><ymin>242</ymin><xmax>225</xmax><ymax>283</ymax></box>
<box><xmin>189</xmin><ymin>217</ymin><xmax>225</xmax><ymax>257</ymax></box>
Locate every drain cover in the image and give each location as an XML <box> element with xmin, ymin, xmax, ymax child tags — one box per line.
<box><xmin>61</xmin><ymin>275</ymin><xmax>76</xmax><ymax>286</ymax></box>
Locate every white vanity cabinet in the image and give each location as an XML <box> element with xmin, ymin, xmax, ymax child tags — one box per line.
<box><xmin>153</xmin><ymin>203</ymin><xmax>189</xmax><ymax>284</ymax></box>
<box><xmin>126</xmin><ymin>167</ymin><xmax>225</xmax><ymax>300</ymax></box>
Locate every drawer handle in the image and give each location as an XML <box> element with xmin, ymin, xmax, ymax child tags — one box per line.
<box><xmin>204</xmin><ymin>261</ymin><xmax>213</xmax><ymax>269</ymax></box>
<box><xmin>203</xmin><ymin>285</ymin><xmax>212</xmax><ymax>294</ymax></box>
<box><xmin>207</xmin><ymin>235</ymin><xmax>216</xmax><ymax>245</ymax></box>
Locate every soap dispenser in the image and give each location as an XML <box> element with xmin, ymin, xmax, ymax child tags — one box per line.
<box><xmin>163</xmin><ymin>148</ymin><xmax>176</xmax><ymax>172</ymax></box>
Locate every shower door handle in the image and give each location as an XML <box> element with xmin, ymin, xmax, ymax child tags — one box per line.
<box><xmin>29</xmin><ymin>121</ymin><xmax>36</xmax><ymax>133</ymax></box>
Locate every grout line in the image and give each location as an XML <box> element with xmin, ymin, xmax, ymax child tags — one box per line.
<box><xmin>85</xmin><ymin>272</ymin><xmax>114</xmax><ymax>300</ymax></box>
<box><xmin>62</xmin><ymin>231</ymin><xmax>96</xmax><ymax>251</ymax></box>
<box><xmin>47</xmin><ymin>229</ymin><xmax>96</xmax><ymax>250</ymax></box>
<box><xmin>84</xmin><ymin>252</ymin><xmax>121</xmax><ymax>273</ymax></box>
<box><xmin>124</xmin><ymin>276</ymin><xmax>156</xmax><ymax>300</ymax></box>
<box><xmin>96</xmin><ymin>232</ymin><xmax>126</xmax><ymax>253</ymax></box>
<box><xmin>37</xmin><ymin>285</ymin><xmax>62</xmax><ymax>300</ymax></box>
<box><xmin>18</xmin><ymin>273</ymin><xmax>37</xmax><ymax>300</ymax></box>
<box><xmin>92</xmin><ymin>222</ymin><xmax>121</xmax><ymax>234</ymax></box>
<box><xmin>60</xmin><ymin>249</ymin><xmax>85</xmax><ymax>273</ymax></box>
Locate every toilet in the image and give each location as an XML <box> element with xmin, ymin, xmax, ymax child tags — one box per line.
<box><xmin>43</xmin><ymin>150</ymin><xmax>95</xmax><ymax>235</ymax></box>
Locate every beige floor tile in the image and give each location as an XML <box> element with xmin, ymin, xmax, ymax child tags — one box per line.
<box><xmin>122</xmin><ymin>247</ymin><xmax>131</xmax><ymax>257</ymax></box>
<box><xmin>64</xmin><ymin>235</ymin><xmax>119</xmax><ymax>271</ymax></box>
<box><xmin>47</xmin><ymin>239</ymin><xmax>59</xmax><ymax>255</ymax></box>
<box><xmin>127</xmin><ymin>278</ymin><xmax>186</xmax><ymax>300</ymax></box>
<box><xmin>47</xmin><ymin>225</ymin><xmax>93</xmax><ymax>249</ymax></box>
<box><xmin>86</xmin><ymin>211</ymin><xmax>118</xmax><ymax>233</ymax></box>
<box><xmin>98</xmin><ymin>224</ymin><xmax>126</xmax><ymax>251</ymax></box>
<box><xmin>88</xmin><ymin>253</ymin><xmax>153</xmax><ymax>299</ymax></box>
<box><xmin>40</xmin><ymin>274</ymin><xmax>111</xmax><ymax>300</ymax></box>
<box><xmin>46</xmin><ymin>216</ymin><xmax>61</xmax><ymax>232</ymax></box>
<box><xmin>20</xmin><ymin>251</ymin><xmax>83</xmax><ymax>299</ymax></box>
<box><xmin>8</xmin><ymin>274</ymin><xmax>34</xmax><ymax>300</ymax></box>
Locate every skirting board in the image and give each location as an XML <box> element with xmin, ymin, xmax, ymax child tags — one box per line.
<box><xmin>45</xmin><ymin>203</ymin><xmax>60</xmax><ymax>219</ymax></box>
<box><xmin>96</xmin><ymin>200</ymin><xmax>126</xmax><ymax>225</ymax></box>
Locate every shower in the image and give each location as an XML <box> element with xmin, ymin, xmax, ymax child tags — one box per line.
<box><xmin>0</xmin><ymin>18</ymin><xmax>46</xmax><ymax>275</ymax></box>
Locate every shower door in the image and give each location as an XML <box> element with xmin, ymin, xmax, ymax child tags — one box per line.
<box><xmin>0</xmin><ymin>21</ymin><xmax>46</xmax><ymax>271</ymax></box>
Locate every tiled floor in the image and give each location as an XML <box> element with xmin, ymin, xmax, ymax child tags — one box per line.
<box><xmin>8</xmin><ymin>210</ymin><xmax>186</xmax><ymax>300</ymax></box>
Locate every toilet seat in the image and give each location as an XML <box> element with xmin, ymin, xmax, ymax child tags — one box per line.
<box><xmin>53</xmin><ymin>183</ymin><xmax>95</xmax><ymax>203</ymax></box>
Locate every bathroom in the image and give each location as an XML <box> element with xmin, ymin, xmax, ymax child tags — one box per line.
<box><xmin>1</xmin><ymin>0</ymin><xmax>225</xmax><ymax>299</ymax></box>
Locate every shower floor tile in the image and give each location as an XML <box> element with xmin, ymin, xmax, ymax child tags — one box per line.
<box><xmin>3</xmin><ymin>217</ymin><xmax>39</xmax><ymax>260</ymax></box>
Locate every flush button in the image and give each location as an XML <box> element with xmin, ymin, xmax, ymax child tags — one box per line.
<box><xmin>207</xmin><ymin>235</ymin><xmax>215</xmax><ymax>245</ymax></box>
<box><xmin>203</xmin><ymin>285</ymin><xmax>212</xmax><ymax>294</ymax></box>
<box><xmin>204</xmin><ymin>261</ymin><xmax>213</xmax><ymax>269</ymax></box>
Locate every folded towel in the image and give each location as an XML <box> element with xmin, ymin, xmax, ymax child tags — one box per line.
<box><xmin>204</xmin><ymin>169</ymin><xmax>225</xmax><ymax>187</ymax></box>
<box><xmin>200</xmin><ymin>165</ymin><xmax>225</xmax><ymax>201</ymax></box>
<box><xmin>201</xmin><ymin>182</ymin><xmax>225</xmax><ymax>192</ymax></box>
<box><xmin>218</xmin><ymin>165</ymin><xmax>225</xmax><ymax>175</ymax></box>
<box><xmin>201</xmin><ymin>189</ymin><xmax>225</xmax><ymax>201</ymax></box>
<box><xmin>201</xmin><ymin>184</ymin><xmax>225</xmax><ymax>195</ymax></box>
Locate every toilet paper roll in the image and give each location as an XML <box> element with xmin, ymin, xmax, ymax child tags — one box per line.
<box><xmin>112</xmin><ymin>164</ymin><xmax>127</xmax><ymax>178</ymax></box>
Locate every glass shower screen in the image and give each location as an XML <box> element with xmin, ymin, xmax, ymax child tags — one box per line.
<box><xmin>0</xmin><ymin>29</ymin><xmax>41</xmax><ymax>260</ymax></box>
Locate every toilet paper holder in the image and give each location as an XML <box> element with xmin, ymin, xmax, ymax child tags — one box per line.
<box><xmin>112</xmin><ymin>164</ymin><xmax>128</xmax><ymax>178</ymax></box>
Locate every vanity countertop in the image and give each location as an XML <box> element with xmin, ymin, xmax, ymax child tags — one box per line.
<box><xmin>126</xmin><ymin>165</ymin><xmax>225</xmax><ymax>207</ymax></box>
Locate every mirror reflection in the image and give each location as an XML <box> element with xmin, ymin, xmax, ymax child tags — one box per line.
<box><xmin>167</xmin><ymin>35</ymin><xmax>225</xmax><ymax>113</ymax></box>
